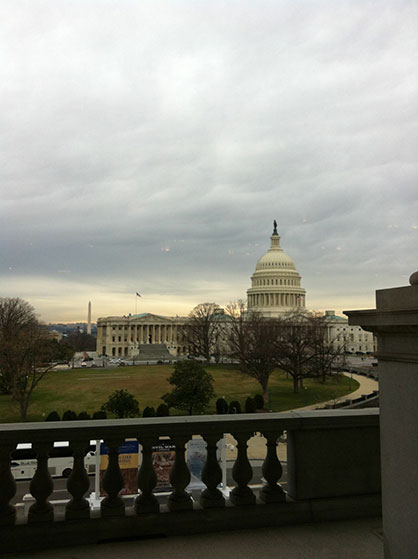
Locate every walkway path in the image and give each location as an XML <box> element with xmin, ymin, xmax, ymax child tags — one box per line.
<box><xmin>296</xmin><ymin>372</ymin><xmax>378</xmax><ymax>411</ymax></box>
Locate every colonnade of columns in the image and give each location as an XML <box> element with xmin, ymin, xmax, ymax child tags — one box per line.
<box><xmin>128</xmin><ymin>323</ymin><xmax>180</xmax><ymax>344</ymax></box>
<box><xmin>97</xmin><ymin>321</ymin><xmax>186</xmax><ymax>358</ymax></box>
<box><xmin>248</xmin><ymin>293</ymin><xmax>305</xmax><ymax>309</ymax></box>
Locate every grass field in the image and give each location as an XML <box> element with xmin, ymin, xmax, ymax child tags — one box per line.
<box><xmin>0</xmin><ymin>364</ymin><xmax>359</xmax><ymax>423</ymax></box>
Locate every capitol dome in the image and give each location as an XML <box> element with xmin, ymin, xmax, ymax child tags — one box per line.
<box><xmin>247</xmin><ymin>222</ymin><xmax>306</xmax><ymax>316</ymax></box>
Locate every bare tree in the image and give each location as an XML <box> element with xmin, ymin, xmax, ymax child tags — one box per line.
<box><xmin>0</xmin><ymin>298</ymin><xmax>38</xmax><ymax>394</ymax></box>
<box><xmin>226</xmin><ymin>301</ymin><xmax>277</xmax><ymax>404</ymax></box>
<box><xmin>273</xmin><ymin>311</ymin><xmax>344</xmax><ymax>393</ymax></box>
<box><xmin>273</xmin><ymin>310</ymin><xmax>317</xmax><ymax>393</ymax></box>
<box><xmin>181</xmin><ymin>302</ymin><xmax>222</xmax><ymax>362</ymax></box>
<box><xmin>65</xmin><ymin>330</ymin><xmax>96</xmax><ymax>352</ymax></box>
<box><xmin>0</xmin><ymin>297</ymin><xmax>74</xmax><ymax>419</ymax></box>
<box><xmin>308</xmin><ymin>314</ymin><xmax>346</xmax><ymax>382</ymax></box>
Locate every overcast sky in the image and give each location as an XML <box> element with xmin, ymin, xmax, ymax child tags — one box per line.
<box><xmin>1</xmin><ymin>0</ymin><xmax>417</xmax><ymax>323</ymax></box>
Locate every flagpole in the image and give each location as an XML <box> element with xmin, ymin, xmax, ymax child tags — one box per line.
<box><xmin>135</xmin><ymin>292</ymin><xmax>141</xmax><ymax>315</ymax></box>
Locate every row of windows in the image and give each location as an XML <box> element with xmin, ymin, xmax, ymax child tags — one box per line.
<box><xmin>334</xmin><ymin>326</ymin><xmax>370</xmax><ymax>339</ymax></box>
<box><xmin>254</xmin><ymin>278</ymin><xmax>298</xmax><ymax>286</ymax></box>
<box><xmin>113</xmin><ymin>336</ymin><xmax>127</xmax><ymax>342</ymax></box>
<box><xmin>335</xmin><ymin>345</ymin><xmax>369</xmax><ymax>352</ymax></box>
<box><xmin>260</xmin><ymin>262</ymin><xmax>293</xmax><ymax>268</ymax></box>
<box><xmin>110</xmin><ymin>324</ymin><xmax>179</xmax><ymax>331</ymax></box>
<box><xmin>107</xmin><ymin>346</ymin><xmax>188</xmax><ymax>357</ymax></box>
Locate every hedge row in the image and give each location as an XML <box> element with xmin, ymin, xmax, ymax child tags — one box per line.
<box><xmin>45</xmin><ymin>403</ymin><xmax>170</xmax><ymax>422</ymax></box>
<box><xmin>216</xmin><ymin>394</ymin><xmax>265</xmax><ymax>414</ymax></box>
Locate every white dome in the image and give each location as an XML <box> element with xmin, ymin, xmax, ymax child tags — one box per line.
<box><xmin>247</xmin><ymin>223</ymin><xmax>306</xmax><ymax>317</ymax></box>
<box><xmin>255</xmin><ymin>249</ymin><xmax>296</xmax><ymax>270</ymax></box>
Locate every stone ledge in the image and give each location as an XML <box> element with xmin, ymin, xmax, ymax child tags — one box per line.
<box><xmin>1</xmin><ymin>495</ymin><xmax>382</xmax><ymax>554</ymax></box>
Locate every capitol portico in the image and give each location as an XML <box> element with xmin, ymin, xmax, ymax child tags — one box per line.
<box><xmin>247</xmin><ymin>221</ymin><xmax>306</xmax><ymax>317</ymax></box>
<box><xmin>97</xmin><ymin>313</ymin><xmax>187</xmax><ymax>358</ymax></box>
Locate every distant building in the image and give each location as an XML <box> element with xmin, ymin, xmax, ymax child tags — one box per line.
<box><xmin>96</xmin><ymin>313</ymin><xmax>187</xmax><ymax>358</ymax></box>
<box><xmin>49</xmin><ymin>329</ymin><xmax>63</xmax><ymax>342</ymax></box>
<box><xmin>324</xmin><ymin>310</ymin><xmax>375</xmax><ymax>354</ymax></box>
<box><xmin>247</xmin><ymin>222</ymin><xmax>306</xmax><ymax>316</ymax></box>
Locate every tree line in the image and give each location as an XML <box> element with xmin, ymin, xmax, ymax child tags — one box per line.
<box><xmin>0</xmin><ymin>297</ymin><xmax>345</xmax><ymax>420</ymax></box>
<box><xmin>181</xmin><ymin>301</ymin><xmax>346</xmax><ymax>403</ymax></box>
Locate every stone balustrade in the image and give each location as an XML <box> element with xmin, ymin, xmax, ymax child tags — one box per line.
<box><xmin>0</xmin><ymin>410</ymin><xmax>381</xmax><ymax>553</ymax></box>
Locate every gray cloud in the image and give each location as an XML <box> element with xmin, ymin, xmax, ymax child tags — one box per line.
<box><xmin>1</xmin><ymin>0</ymin><xmax>417</xmax><ymax>320</ymax></box>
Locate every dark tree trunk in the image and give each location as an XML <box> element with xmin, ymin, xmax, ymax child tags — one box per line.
<box><xmin>263</xmin><ymin>386</ymin><xmax>269</xmax><ymax>404</ymax></box>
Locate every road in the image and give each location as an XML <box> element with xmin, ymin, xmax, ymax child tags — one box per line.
<box><xmin>12</xmin><ymin>461</ymin><xmax>288</xmax><ymax>505</ymax></box>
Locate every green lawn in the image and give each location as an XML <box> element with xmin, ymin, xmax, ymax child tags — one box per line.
<box><xmin>0</xmin><ymin>364</ymin><xmax>359</xmax><ymax>423</ymax></box>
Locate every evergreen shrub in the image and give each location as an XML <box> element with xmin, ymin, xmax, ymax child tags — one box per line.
<box><xmin>143</xmin><ymin>406</ymin><xmax>156</xmax><ymax>417</ymax></box>
<box><xmin>245</xmin><ymin>397</ymin><xmax>257</xmax><ymax>413</ymax></box>
<box><xmin>229</xmin><ymin>400</ymin><xmax>241</xmax><ymax>414</ymax></box>
<box><xmin>254</xmin><ymin>394</ymin><xmax>265</xmax><ymax>410</ymax></box>
<box><xmin>45</xmin><ymin>411</ymin><xmax>60</xmax><ymax>421</ymax></box>
<box><xmin>216</xmin><ymin>397</ymin><xmax>228</xmax><ymax>414</ymax></box>
<box><xmin>62</xmin><ymin>410</ymin><xmax>78</xmax><ymax>421</ymax></box>
<box><xmin>156</xmin><ymin>403</ymin><xmax>170</xmax><ymax>417</ymax></box>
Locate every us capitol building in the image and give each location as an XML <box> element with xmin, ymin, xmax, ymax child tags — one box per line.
<box><xmin>96</xmin><ymin>223</ymin><xmax>373</xmax><ymax>358</ymax></box>
<box><xmin>247</xmin><ymin>221</ymin><xmax>306</xmax><ymax>316</ymax></box>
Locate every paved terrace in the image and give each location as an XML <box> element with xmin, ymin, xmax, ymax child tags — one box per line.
<box><xmin>8</xmin><ymin>517</ymin><xmax>384</xmax><ymax>559</ymax></box>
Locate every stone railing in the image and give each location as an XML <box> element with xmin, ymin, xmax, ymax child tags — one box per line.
<box><xmin>0</xmin><ymin>409</ymin><xmax>381</xmax><ymax>553</ymax></box>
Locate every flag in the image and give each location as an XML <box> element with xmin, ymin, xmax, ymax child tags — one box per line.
<box><xmin>136</xmin><ymin>292</ymin><xmax>141</xmax><ymax>297</ymax></box>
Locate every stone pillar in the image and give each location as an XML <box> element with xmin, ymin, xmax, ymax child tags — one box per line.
<box><xmin>345</xmin><ymin>271</ymin><xmax>418</xmax><ymax>559</ymax></box>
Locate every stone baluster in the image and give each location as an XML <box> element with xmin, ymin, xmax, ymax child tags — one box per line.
<box><xmin>230</xmin><ymin>432</ymin><xmax>256</xmax><ymax>505</ymax></box>
<box><xmin>0</xmin><ymin>443</ymin><xmax>17</xmax><ymax>526</ymax></box>
<box><xmin>135</xmin><ymin>437</ymin><xmax>159</xmax><ymax>514</ymax></box>
<box><xmin>168</xmin><ymin>436</ymin><xmax>193</xmax><ymax>511</ymax></box>
<box><xmin>101</xmin><ymin>438</ymin><xmax>125</xmax><ymax>517</ymax></box>
<box><xmin>28</xmin><ymin>442</ymin><xmax>54</xmax><ymax>523</ymax></box>
<box><xmin>65</xmin><ymin>440</ymin><xmax>90</xmax><ymax>520</ymax></box>
<box><xmin>260</xmin><ymin>431</ymin><xmax>286</xmax><ymax>503</ymax></box>
<box><xmin>200</xmin><ymin>433</ymin><xmax>225</xmax><ymax>508</ymax></box>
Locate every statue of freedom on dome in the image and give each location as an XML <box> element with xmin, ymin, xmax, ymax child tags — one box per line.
<box><xmin>273</xmin><ymin>220</ymin><xmax>278</xmax><ymax>235</ymax></box>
